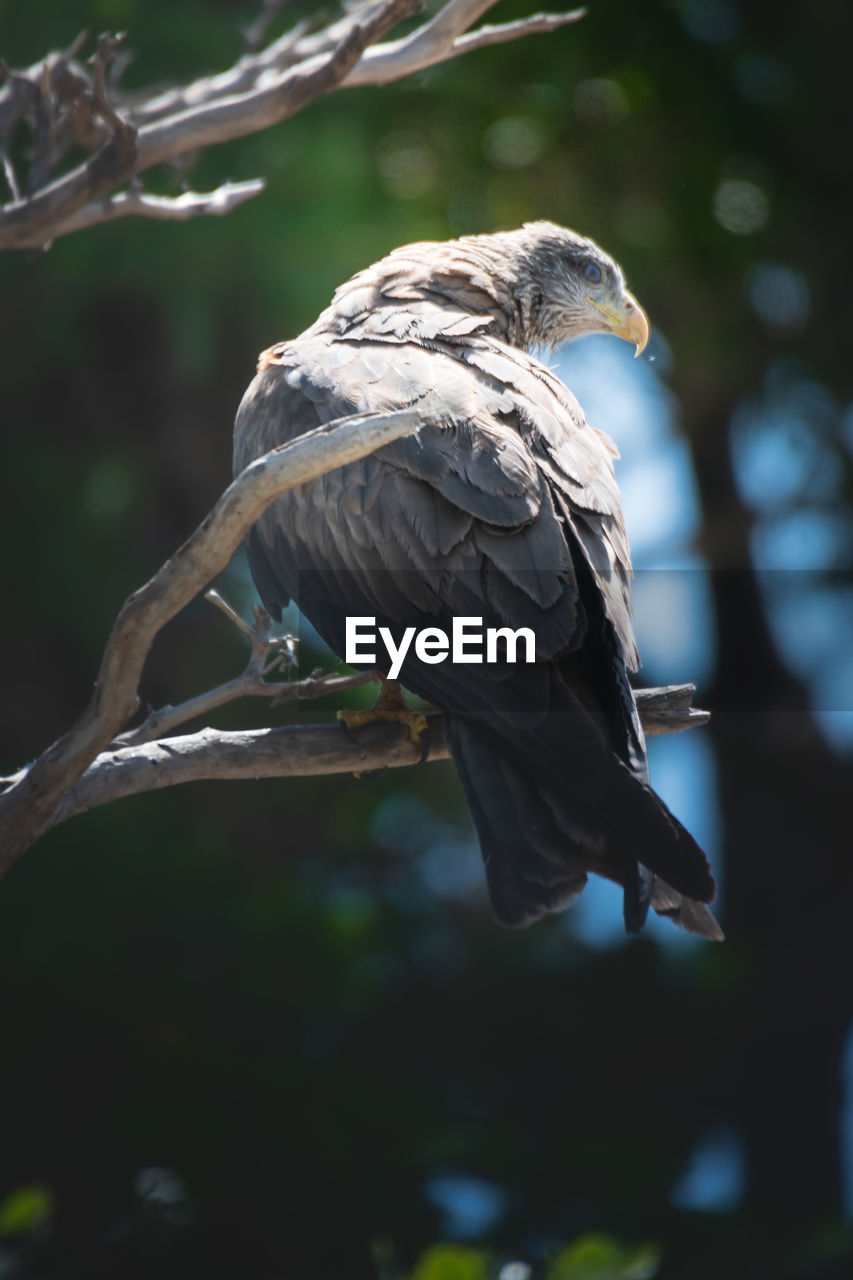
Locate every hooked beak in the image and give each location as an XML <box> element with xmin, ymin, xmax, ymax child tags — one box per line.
<box><xmin>584</xmin><ymin>289</ymin><xmax>650</xmax><ymax>357</ymax></box>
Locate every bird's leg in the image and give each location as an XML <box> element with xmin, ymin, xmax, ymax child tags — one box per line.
<box><xmin>337</xmin><ymin>672</ymin><xmax>429</xmax><ymax>747</ymax></box>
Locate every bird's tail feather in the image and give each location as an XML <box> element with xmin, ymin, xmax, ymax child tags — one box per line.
<box><xmin>622</xmin><ymin>857</ymin><xmax>654</xmax><ymax>935</ymax></box>
<box><xmin>445</xmin><ymin>713</ymin><xmax>722</xmax><ymax>939</ymax></box>
<box><xmin>446</xmin><ymin>715</ymin><xmax>589</xmax><ymax>926</ymax></box>
<box><xmin>650</xmin><ymin>878</ymin><xmax>725</xmax><ymax>941</ymax></box>
<box><xmin>606</xmin><ymin>756</ymin><xmax>716</xmax><ymax>903</ymax></box>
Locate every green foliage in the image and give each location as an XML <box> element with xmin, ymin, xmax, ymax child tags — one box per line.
<box><xmin>0</xmin><ymin>1184</ymin><xmax>54</xmax><ymax>1237</ymax></box>
<box><xmin>404</xmin><ymin>1235</ymin><xmax>660</xmax><ymax>1280</ymax></box>
<box><xmin>546</xmin><ymin>1233</ymin><xmax>660</xmax><ymax>1280</ymax></box>
<box><xmin>410</xmin><ymin>1243</ymin><xmax>491</xmax><ymax>1280</ymax></box>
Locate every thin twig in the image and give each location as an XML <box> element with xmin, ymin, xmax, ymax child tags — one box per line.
<box><xmin>23</xmin><ymin>61</ymin><xmax>57</xmax><ymax>195</ymax></box>
<box><xmin>205</xmin><ymin>589</ymin><xmax>297</xmax><ymax>673</ymax></box>
<box><xmin>88</xmin><ymin>32</ymin><xmax>129</xmax><ymax>133</ymax></box>
<box><xmin>1</xmin><ymin>147</ymin><xmax>20</xmax><ymax>201</ymax></box>
<box><xmin>344</xmin><ymin>4</ymin><xmax>585</xmax><ymax>86</ymax></box>
<box><xmin>111</xmin><ymin>668</ymin><xmax>379</xmax><ymax>753</ymax></box>
<box><xmin>47</xmin><ymin>179</ymin><xmax>265</xmax><ymax>239</ymax></box>
<box><xmin>450</xmin><ymin>11</ymin><xmax>587</xmax><ymax>58</ymax></box>
<box><xmin>108</xmin><ymin>587</ymin><xmax>301</xmax><ymax>749</ymax></box>
<box><xmin>205</xmin><ymin>587</ymin><xmax>260</xmax><ymax>643</ymax></box>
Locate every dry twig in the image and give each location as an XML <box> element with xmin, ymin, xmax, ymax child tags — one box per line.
<box><xmin>50</xmin><ymin>179</ymin><xmax>266</xmax><ymax>236</ymax></box>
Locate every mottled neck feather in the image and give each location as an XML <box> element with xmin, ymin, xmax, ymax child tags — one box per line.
<box><xmin>326</xmin><ymin>233</ymin><xmax>550</xmax><ymax>352</ymax></box>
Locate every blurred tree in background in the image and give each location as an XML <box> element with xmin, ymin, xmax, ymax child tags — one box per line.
<box><xmin>1</xmin><ymin>1</ymin><xmax>852</xmax><ymax>1277</ymax></box>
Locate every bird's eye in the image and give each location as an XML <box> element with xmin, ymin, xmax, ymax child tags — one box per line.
<box><xmin>583</xmin><ymin>262</ymin><xmax>602</xmax><ymax>284</ymax></box>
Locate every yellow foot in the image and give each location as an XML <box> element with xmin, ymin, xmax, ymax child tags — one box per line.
<box><xmin>337</xmin><ymin>678</ymin><xmax>429</xmax><ymax>746</ymax></box>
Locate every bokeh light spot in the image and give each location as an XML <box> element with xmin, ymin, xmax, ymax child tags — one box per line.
<box><xmin>135</xmin><ymin>1166</ymin><xmax>186</xmax><ymax>1206</ymax></box>
<box><xmin>84</xmin><ymin>456</ymin><xmax>136</xmax><ymax>520</ymax></box>
<box><xmin>426</xmin><ymin>1174</ymin><xmax>507</xmax><ymax>1238</ymax></box>
<box><xmin>681</xmin><ymin>0</ymin><xmax>740</xmax><ymax>43</ymax></box>
<box><xmin>752</xmin><ymin>509</ymin><xmax>852</xmax><ymax>571</ymax></box>
<box><xmin>732</xmin><ymin>53</ymin><xmax>794</xmax><ymax>106</ymax></box>
<box><xmin>671</xmin><ymin>1126</ymin><xmax>746</xmax><ymax>1210</ymax></box>
<box><xmin>482</xmin><ymin>116</ymin><xmax>546</xmax><ymax>169</ymax></box>
<box><xmin>615</xmin><ymin>197</ymin><xmax>669</xmax><ymax>249</ymax></box>
<box><xmin>376</xmin><ymin>132</ymin><xmax>436</xmax><ymax>199</ymax></box>
<box><xmin>732</xmin><ymin>406</ymin><xmax>836</xmax><ymax>510</ymax></box>
<box><xmin>713</xmin><ymin>179</ymin><xmax>769</xmax><ymax>235</ymax></box>
<box><xmin>574</xmin><ymin>78</ymin><xmax>630</xmax><ymax>124</ymax></box>
<box><xmin>747</xmin><ymin>263</ymin><xmax>810</xmax><ymax>333</ymax></box>
<box><xmin>499</xmin><ymin>1265</ymin><xmax>532</xmax><ymax>1280</ymax></box>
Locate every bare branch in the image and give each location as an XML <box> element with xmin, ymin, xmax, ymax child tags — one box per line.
<box><xmin>639</xmin><ymin>682</ymin><xmax>710</xmax><ymax>735</ymax></box>
<box><xmin>0</xmin><ymin>31</ymin><xmax>90</xmax><ymax>145</ymax></box>
<box><xmin>0</xmin><ymin>2</ymin><xmax>584</xmax><ymax>251</ymax></box>
<box><xmin>0</xmin><ymin>405</ymin><xmax>423</xmax><ymax>868</ymax></box>
<box><xmin>133</xmin><ymin>0</ymin><xmax>418</xmax><ymax>170</ymax></box>
<box><xmin>449</xmin><ymin>11</ymin><xmax>587</xmax><ymax>59</ymax></box>
<box><xmin>344</xmin><ymin>4</ymin><xmax>586</xmax><ymax>87</ymax></box>
<box><xmin>23</xmin><ymin>60</ymin><xmax>59</xmax><ymax>196</ymax></box>
<box><xmin>205</xmin><ymin>590</ymin><xmax>298</xmax><ymax>677</ymax></box>
<box><xmin>46</xmin><ymin>178</ymin><xmax>265</xmax><ymax>240</ymax></box>
<box><xmin>117</xmin><ymin>20</ymin><xmax>317</xmax><ymax>127</ymax></box>
<box><xmin>0</xmin><ymin>61</ymin><xmax>41</xmax><ymax>142</ymax></box>
<box><xmin>205</xmin><ymin>587</ymin><xmax>266</xmax><ymax>645</ymax></box>
<box><xmin>88</xmin><ymin>32</ymin><xmax>129</xmax><ymax>135</ymax></box>
<box><xmin>112</xmin><ymin>668</ymin><xmax>378</xmax><ymax>753</ymax></box>
<box><xmin>0</xmin><ymin>0</ymin><xmax>418</xmax><ymax>251</ymax></box>
<box><xmin>1</xmin><ymin>147</ymin><xmax>20</xmax><ymax>201</ymax></box>
<box><xmin>112</xmin><ymin>589</ymin><xmax>299</xmax><ymax>749</ymax></box>
<box><xmin>0</xmin><ymin>686</ymin><xmax>708</xmax><ymax>832</ymax></box>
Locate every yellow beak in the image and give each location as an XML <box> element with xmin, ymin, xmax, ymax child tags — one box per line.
<box><xmin>584</xmin><ymin>289</ymin><xmax>650</xmax><ymax>357</ymax></box>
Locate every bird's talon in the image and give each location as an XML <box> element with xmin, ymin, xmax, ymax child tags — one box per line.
<box><xmin>337</xmin><ymin>705</ymin><xmax>429</xmax><ymax>747</ymax></box>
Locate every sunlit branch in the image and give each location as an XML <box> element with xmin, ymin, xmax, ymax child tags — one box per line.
<box><xmin>47</xmin><ymin>179</ymin><xmax>266</xmax><ymax>240</ymax></box>
<box><xmin>0</xmin><ymin>407</ymin><xmax>423</xmax><ymax>867</ymax></box>
<box><xmin>0</xmin><ymin>1</ymin><xmax>584</xmax><ymax>251</ymax></box>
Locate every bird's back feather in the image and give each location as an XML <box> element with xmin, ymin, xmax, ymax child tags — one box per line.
<box><xmin>233</xmin><ymin>236</ymin><xmax>721</xmax><ymax>939</ymax></box>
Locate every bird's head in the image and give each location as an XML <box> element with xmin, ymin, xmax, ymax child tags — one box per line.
<box><xmin>484</xmin><ymin>221</ymin><xmax>650</xmax><ymax>356</ymax></box>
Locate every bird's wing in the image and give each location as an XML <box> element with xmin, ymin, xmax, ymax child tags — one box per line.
<box><xmin>449</xmin><ymin>335</ymin><xmax>638</xmax><ymax>669</ymax></box>
<box><xmin>235</xmin><ymin>329</ymin><xmax>716</xmax><ymax>932</ymax></box>
<box><xmin>236</xmin><ymin>328</ymin><xmax>637</xmax><ymax>673</ymax></box>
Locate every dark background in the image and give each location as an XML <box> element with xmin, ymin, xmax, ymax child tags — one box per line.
<box><xmin>1</xmin><ymin>1</ymin><xmax>852</xmax><ymax>1276</ymax></box>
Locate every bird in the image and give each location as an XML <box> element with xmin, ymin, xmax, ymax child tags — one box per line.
<box><xmin>233</xmin><ymin>221</ymin><xmax>723</xmax><ymax>941</ymax></box>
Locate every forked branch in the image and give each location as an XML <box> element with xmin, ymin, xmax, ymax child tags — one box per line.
<box><xmin>0</xmin><ymin>407</ymin><xmax>423</xmax><ymax>867</ymax></box>
<box><xmin>0</xmin><ymin>1</ymin><xmax>585</xmax><ymax>251</ymax></box>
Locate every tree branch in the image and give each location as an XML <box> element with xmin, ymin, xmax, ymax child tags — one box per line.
<box><xmin>133</xmin><ymin>0</ymin><xmax>419</xmax><ymax>172</ymax></box>
<box><xmin>46</xmin><ymin>179</ymin><xmax>266</xmax><ymax>240</ymax></box>
<box><xmin>0</xmin><ymin>686</ymin><xmax>709</xmax><ymax>833</ymax></box>
<box><xmin>344</xmin><ymin>3</ymin><xmax>586</xmax><ymax>87</ymax></box>
<box><xmin>0</xmin><ymin>0</ymin><xmax>417</xmax><ymax>250</ymax></box>
<box><xmin>0</xmin><ymin>1</ymin><xmax>584</xmax><ymax>251</ymax></box>
<box><xmin>109</xmin><ymin>589</ymin><xmax>373</xmax><ymax>750</ymax></box>
<box><xmin>0</xmin><ymin>406</ymin><xmax>423</xmax><ymax>869</ymax></box>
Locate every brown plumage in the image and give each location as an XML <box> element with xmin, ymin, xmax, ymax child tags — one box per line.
<box><xmin>234</xmin><ymin>222</ymin><xmax>723</xmax><ymax>940</ymax></box>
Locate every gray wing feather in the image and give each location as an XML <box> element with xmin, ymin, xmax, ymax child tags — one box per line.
<box><xmin>235</xmin><ymin>324</ymin><xmax>638</xmax><ymax>671</ymax></box>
